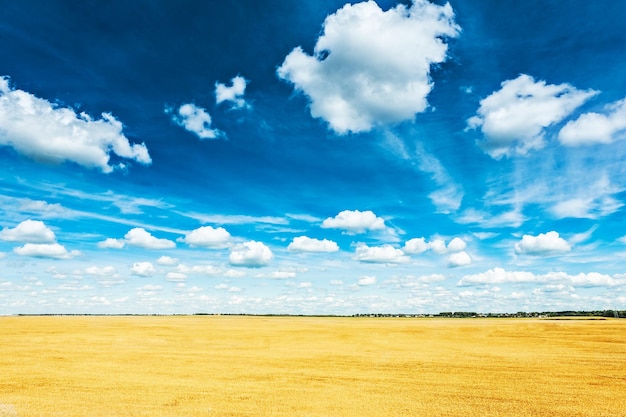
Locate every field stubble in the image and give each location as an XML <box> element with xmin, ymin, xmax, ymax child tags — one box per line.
<box><xmin>1</xmin><ymin>316</ymin><xmax>625</xmax><ymax>416</ymax></box>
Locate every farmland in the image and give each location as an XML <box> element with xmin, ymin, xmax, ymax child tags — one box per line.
<box><xmin>1</xmin><ymin>316</ymin><xmax>626</xmax><ymax>417</ymax></box>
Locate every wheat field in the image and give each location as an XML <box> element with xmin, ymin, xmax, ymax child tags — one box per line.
<box><xmin>1</xmin><ymin>315</ymin><xmax>625</xmax><ymax>417</ymax></box>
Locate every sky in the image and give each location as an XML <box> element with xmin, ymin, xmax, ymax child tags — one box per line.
<box><xmin>1</xmin><ymin>0</ymin><xmax>626</xmax><ymax>315</ymax></box>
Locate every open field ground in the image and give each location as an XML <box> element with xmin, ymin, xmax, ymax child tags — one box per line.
<box><xmin>1</xmin><ymin>316</ymin><xmax>626</xmax><ymax>417</ymax></box>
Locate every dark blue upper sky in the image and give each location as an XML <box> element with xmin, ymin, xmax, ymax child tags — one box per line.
<box><xmin>1</xmin><ymin>0</ymin><xmax>626</xmax><ymax>314</ymax></box>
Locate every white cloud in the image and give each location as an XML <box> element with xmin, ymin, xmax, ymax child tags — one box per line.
<box><xmin>0</xmin><ymin>76</ymin><xmax>151</xmax><ymax>173</ymax></box>
<box><xmin>447</xmin><ymin>251</ymin><xmax>471</xmax><ymax>268</ymax></box>
<box><xmin>446</xmin><ymin>237</ymin><xmax>467</xmax><ymax>252</ymax></box>
<box><xmin>178</xmin><ymin>226</ymin><xmax>231</xmax><ymax>249</ymax></box>
<box><xmin>84</xmin><ymin>266</ymin><xmax>117</xmax><ymax>276</ymax></box>
<box><xmin>166</xmin><ymin>272</ymin><xmax>187</xmax><ymax>282</ymax></box>
<box><xmin>277</xmin><ymin>0</ymin><xmax>459</xmax><ymax>134</ymax></box>
<box><xmin>549</xmin><ymin>175</ymin><xmax>623</xmax><ymax>219</ymax></box>
<box><xmin>97</xmin><ymin>238</ymin><xmax>125</xmax><ymax>249</ymax></box>
<box><xmin>428</xmin><ymin>238</ymin><xmax>448</xmax><ymax>254</ymax></box>
<box><xmin>215</xmin><ymin>75</ymin><xmax>248</xmax><ymax>109</ymax></box>
<box><xmin>0</xmin><ymin>220</ymin><xmax>56</xmax><ymax>243</ymax></box>
<box><xmin>176</xmin><ymin>264</ymin><xmax>221</xmax><ymax>276</ymax></box>
<box><xmin>514</xmin><ymin>231</ymin><xmax>571</xmax><ymax>256</ymax></box>
<box><xmin>458</xmin><ymin>267</ymin><xmax>545</xmax><ymax>286</ymax></box>
<box><xmin>156</xmin><ymin>256</ymin><xmax>178</xmax><ymax>266</ymax></box>
<box><xmin>321</xmin><ymin>210</ymin><xmax>385</xmax><ymax>234</ymax></box>
<box><xmin>353</xmin><ymin>243</ymin><xmax>409</xmax><ymax>264</ymax></box>
<box><xmin>458</xmin><ymin>268</ymin><xmax>626</xmax><ymax>288</ymax></box>
<box><xmin>270</xmin><ymin>270</ymin><xmax>297</xmax><ymax>279</ymax></box>
<box><xmin>171</xmin><ymin>103</ymin><xmax>223</xmax><ymax>140</ymax></box>
<box><xmin>402</xmin><ymin>237</ymin><xmax>428</xmax><ymax>255</ymax></box>
<box><xmin>130</xmin><ymin>262</ymin><xmax>155</xmax><ymax>277</ymax></box>
<box><xmin>229</xmin><ymin>241</ymin><xmax>273</xmax><ymax>268</ymax></box>
<box><xmin>467</xmin><ymin>74</ymin><xmax>598</xmax><ymax>158</ymax></box>
<box><xmin>124</xmin><ymin>228</ymin><xmax>175</xmax><ymax>250</ymax></box>
<box><xmin>287</xmin><ymin>236</ymin><xmax>339</xmax><ymax>253</ymax></box>
<box><xmin>358</xmin><ymin>276</ymin><xmax>376</xmax><ymax>286</ymax></box>
<box><xmin>559</xmin><ymin>97</ymin><xmax>626</xmax><ymax>146</ymax></box>
<box><xmin>14</xmin><ymin>243</ymin><xmax>79</xmax><ymax>259</ymax></box>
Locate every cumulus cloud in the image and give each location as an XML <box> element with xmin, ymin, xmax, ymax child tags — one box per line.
<box><xmin>215</xmin><ymin>75</ymin><xmax>248</xmax><ymax>109</ymax></box>
<box><xmin>458</xmin><ymin>268</ymin><xmax>626</xmax><ymax>288</ymax></box>
<box><xmin>353</xmin><ymin>243</ymin><xmax>409</xmax><ymax>264</ymax></box>
<box><xmin>446</xmin><ymin>237</ymin><xmax>467</xmax><ymax>252</ymax></box>
<box><xmin>229</xmin><ymin>241</ymin><xmax>273</xmax><ymax>268</ymax></box>
<box><xmin>124</xmin><ymin>228</ymin><xmax>175</xmax><ymax>250</ymax></box>
<box><xmin>277</xmin><ymin>0</ymin><xmax>460</xmax><ymax>134</ymax></box>
<box><xmin>178</xmin><ymin>226</ymin><xmax>231</xmax><ymax>249</ymax></box>
<box><xmin>321</xmin><ymin>210</ymin><xmax>385</xmax><ymax>234</ymax></box>
<box><xmin>84</xmin><ymin>266</ymin><xmax>117</xmax><ymax>276</ymax></box>
<box><xmin>287</xmin><ymin>236</ymin><xmax>339</xmax><ymax>253</ymax></box>
<box><xmin>357</xmin><ymin>275</ymin><xmax>376</xmax><ymax>286</ymax></box>
<box><xmin>559</xmin><ymin>97</ymin><xmax>626</xmax><ymax>146</ymax></box>
<box><xmin>166</xmin><ymin>272</ymin><xmax>187</xmax><ymax>282</ymax></box>
<box><xmin>428</xmin><ymin>238</ymin><xmax>448</xmax><ymax>254</ymax></box>
<box><xmin>514</xmin><ymin>231</ymin><xmax>571</xmax><ymax>256</ymax></box>
<box><xmin>467</xmin><ymin>74</ymin><xmax>598</xmax><ymax>158</ymax></box>
<box><xmin>447</xmin><ymin>251</ymin><xmax>471</xmax><ymax>267</ymax></box>
<box><xmin>171</xmin><ymin>103</ymin><xmax>223</xmax><ymax>140</ymax></box>
<box><xmin>0</xmin><ymin>220</ymin><xmax>56</xmax><ymax>243</ymax></box>
<box><xmin>14</xmin><ymin>243</ymin><xmax>79</xmax><ymax>259</ymax></box>
<box><xmin>0</xmin><ymin>76</ymin><xmax>151</xmax><ymax>173</ymax></box>
<box><xmin>402</xmin><ymin>237</ymin><xmax>428</xmax><ymax>255</ymax></box>
<box><xmin>130</xmin><ymin>262</ymin><xmax>155</xmax><ymax>277</ymax></box>
<box><xmin>97</xmin><ymin>238</ymin><xmax>125</xmax><ymax>249</ymax></box>
<box><xmin>156</xmin><ymin>256</ymin><xmax>178</xmax><ymax>266</ymax></box>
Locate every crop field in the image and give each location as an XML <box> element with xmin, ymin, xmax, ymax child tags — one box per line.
<box><xmin>1</xmin><ymin>316</ymin><xmax>626</xmax><ymax>417</ymax></box>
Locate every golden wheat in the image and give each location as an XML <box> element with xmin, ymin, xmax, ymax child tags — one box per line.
<box><xmin>1</xmin><ymin>316</ymin><xmax>625</xmax><ymax>416</ymax></box>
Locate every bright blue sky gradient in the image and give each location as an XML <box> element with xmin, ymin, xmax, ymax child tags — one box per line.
<box><xmin>1</xmin><ymin>0</ymin><xmax>626</xmax><ymax>314</ymax></box>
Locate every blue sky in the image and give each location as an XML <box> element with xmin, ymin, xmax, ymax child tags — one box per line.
<box><xmin>1</xmin><ymin>0</ymin><xmax>626</xmax><ymax>314</ymax></box>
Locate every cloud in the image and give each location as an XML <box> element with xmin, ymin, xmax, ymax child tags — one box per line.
<box><xmin>215</xmin><ymin>75</ymin><xmax>248</xmax><ymax>109</ymax></box>
<box><xmin>467</xmin><ymin>74</ymin><xmax>598</xmax><ymax>158</ymax></box>
<box><xmin>84</xmin><ymin>266</ymin><xmax>117</xmax><ymax>276</ymax></box>
<box><xmin>229</xmin><ymin>241</ymin><xmax>273</xmax><ymax>268</ymax></box>
<box><xmin>428</xmin><ymin>238</ymin><xmax>448</xmax><ymax>254</ymax></box>
<box><xmin>277</xmin><ymin>0</ymin><xmax>460</xmax><ymax>134</ymax></box>
<box><xmin>559</xmin><ymin>97</ymin><xmax>626</xmax><ymax>146</ymax></box>
<box><xmin>447</xmin><ymin>251</ymin><xmax>471</xmax><ymax>267</ymax></box>
<box><xmin>178</xmin><ymin>226</ymin><xmax>231</xmax><ymax>249</ymax></box>
<box><xmin>402</xmin><ymin>237</ymin><xmax>428</xmax><ymax>255</ymax></box>
<box><xmin>130</xmin><ymin>262</ymin><xmax>155</xmax><ymax>277</ymax></box>
<box><xmin>156</xmin><ymin>256</ymin><xmax>178</xmax><ymax>266</ymax></box>
<box><xmin>287</xmin><ymin>236</ymin><xmax>339</xmax><ymax>253</ymax></box>
<box><xmin>446</xmin><ymin>237</ymin><xmax>467</xmax><ymax>252</ymax></box>
<box><xmin>97</xmin><ymin>238</ymin><xmax>125</xmax><ymax>249</ymax></box>
<box><xmin>353</xmin><ymin>243</ymin><xmax>409</xmax><ymax>264</ymax></box>
<box><xmin>124</xmin><ymin>228</ymin><xmax>176</xmax><ymax>250</ymax></box>
<box><xmin>0</xmin><ymin>220</ymin><xmax>56</xmax><ymax>243</ymax></box>
<box><xmin>458</xmin><ymin>268</ymin><xmax>626</xmax><ymax>288</ymax></box>
<box><xmin>14</xmin><ymin>243</ymin><xmax>79</xmax><ymax>259</ymax></box>
<box><xmin>166</xmin><ymin>272</ymin><xmax>187</xmax><ymax>282</ymax></box>
<box><xmin>171</xmin><ymin>103</ymin><xmax>223</xmax><ymax>139</ymax></box>
<box><xmin>357</xmin><ymin>276</ymin><xmax>376</xmax><ymax>286</ymax></box>
<box><xmin>321</xmin><ymin>210</ymin><xmax>385</xmax><ymax>234</ymax></box>
<box><xmin>514</xmin><ymin>231</ymin><xmax>571</xmax><ymax>256</ymax></box>
<box><xmin>0</xmin><ymin>76</ymin><xmax>151</xmax><ymax>173</ymax></box>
